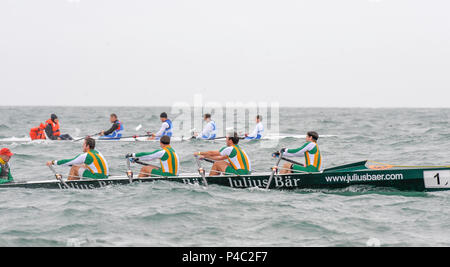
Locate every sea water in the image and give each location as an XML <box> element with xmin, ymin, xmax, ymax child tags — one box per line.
<box><xmin>0</xmin><ymin>107</ymin><xmax>449</xmax><ymax>246</ymax></box>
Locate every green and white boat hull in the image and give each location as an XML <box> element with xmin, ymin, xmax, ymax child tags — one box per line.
<box><xmin>1</xmin><ymin>161</ymin><xmax>449</xmax><ymax>191</ymax></box>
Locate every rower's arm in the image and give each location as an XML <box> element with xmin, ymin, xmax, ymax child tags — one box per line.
<box><xmin>199</xmin><ymin>150</ymin><xmax>221</xmax><ymax>158</ymax></box>
<box><xmin>208</xmin><ymin>155</ymin><xmax>228</xmax><ymax>161</ymax></box>
<box><xmin>154</xmin><ymin>122</ymin><xmax>168</xmax><ymax>137</ymax></box>
<box><xmin>103</xmin><ymin>123</ymin><xmax>119</xmax><ymax>136</ymax></box>
<box><xmin>135</xmin><ymin>150</ymin><xmax>165</xmax><ymax>161</ymax></box>
<box><xmin>55</xmin><ymin>153</ymin><xmax>87</xmax><ymax>166</ymax></box>
<box><xmin>284</xmin><ymin>143</ymin><xmax>312</xmax><ymax>157</ymax></box>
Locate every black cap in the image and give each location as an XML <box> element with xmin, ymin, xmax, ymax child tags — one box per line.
<box><xmin>51</xmin><ymin>114</ymin><xmax>58</xmax><ymax>121</ymax></box>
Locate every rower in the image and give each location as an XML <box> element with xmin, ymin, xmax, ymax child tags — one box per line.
<box><xmin>30</xmin><ymin>114</ymin><xmax>73</xmax><ymax>140</ymax></box>
<box><xmin>126</xmin><ymin>136</ymin><xmax>179</xmax><ymax>178</ymax></box>
<box><xmin>0</xmin><ymin>148</ymin><xmax>14</xmax><ymax>184</ymax></box>
<box><xmin>278</xmin><ymin>131</ymin><xmax>322</xmax><ymax>174</ymax></box>
<box><xmin>148</xmin><ymin>112</ymin><xmax>173</xmax><ymax>140</ymax></box>
<box><xmin>46</xmin><ymin>137</ymin><xmax>109</xmax><ymax>180</ymax></box>
<box><xmin>194</xmin><ymin>132</ymin><xmax>251</xmax><ymax>176</ymax></box>
<box><xmin>245</xmin><ymin>115</ymin><xmax>264</xmax><ymax>140</ymax></box>
<box><xmin>193</xmin><ymin>113</ymin><xmax>217</xmax><ymax>140</ymax></box>
<box><xmin>99</xmin><ymin>114</ymin><xmax>124</xmax><ymax>140</ymax></box>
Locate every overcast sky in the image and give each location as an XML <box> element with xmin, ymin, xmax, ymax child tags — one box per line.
<box><xmin>1</xmin><ymin>0</ymin><xmax>449</xmax><ymax>107</ymax></box>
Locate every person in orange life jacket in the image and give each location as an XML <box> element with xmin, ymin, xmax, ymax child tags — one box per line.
<box><xmin>29</xmin><ymin>123</ymin><xmax>47</xmax><ymax>140</ymax></box>
<box><xmin>45</xmin><ymin>114</ymin><xmax>73</xmax><ymax>140</ymax></box>
<box><xmin>99</xmin><ymin>114</ymin><xmax>124</xmax><ymax>140</ymax></box>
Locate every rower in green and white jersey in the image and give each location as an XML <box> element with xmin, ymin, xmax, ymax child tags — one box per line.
<box><xmin>279</xmin><ymin>131</ymin><xmax>322</xmax><ymax>174</ymax></box>
<box><xmin>126</xmin><ymin>136</ymin><xmax>179</xmax><ymax>178</ymax></box>
<box><xmin>195</xmin><ymin>132</ymin><xmax>251</xmax><ymax>176</ymax></box>
<box><xmin>46</xmin><ymin>137</ymin><xmax>109</xmax><ymax>180</ymax></box>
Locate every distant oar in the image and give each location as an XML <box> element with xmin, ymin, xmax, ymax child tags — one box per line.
<box><xmin>73</xmin><ymin>132</ymin><xmax>101</xmax><ymax>142</ymax></box>
<box><xmin>104</xmin><ymin>133</ymin><xmax>152</xmax><ymax>140</ymax></box>
<box><xmin>207</xmin><ymin>136</ymin><xmax>245</xmax><ymax>140</ymax></box>
<box><xmin>75</xmin><ymin>124</ymin><xmax>144</xmax><ymax>142</ymax></box>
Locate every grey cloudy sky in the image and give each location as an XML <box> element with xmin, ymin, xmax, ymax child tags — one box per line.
<box><xmin>1</xmin><ymin>0</ymin><xmax>449</xmax><ymax>107</ymax></box>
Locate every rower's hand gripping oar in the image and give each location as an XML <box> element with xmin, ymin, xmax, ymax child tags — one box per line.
<box><xmin>126</xmin><ymin>153</ymin><xmax>152</xmax><ymax>181</ymax></box>
<box><xmin>48</xmin><ymin>164</ymin><xmax>70</xmax><ymax>188</ymax></box>
<box><xmin>194</xmin><ymin>156</ymin><xmax>208</xmax><ymax>187</ymax></box>
<box><xmin>266</xmin><ymin>149</ymin><xmax>285</xmax><ymax>189</ymax></box>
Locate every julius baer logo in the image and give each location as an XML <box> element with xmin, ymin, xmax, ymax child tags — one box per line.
<box><xmin>182</xmin><ymin>175</ymin><xmax>302</xmax><ymax>188</ymax></box>
<box><xmin>57</xmin><ymin>180</ymin><xmax>130</xmax><ymax>189</ymax></box>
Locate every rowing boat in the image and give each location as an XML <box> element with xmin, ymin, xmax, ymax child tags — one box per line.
<box><xmin>1</xmin><ymin>161</ymin><xmax>449</xmax><ymax>191</ymax></box>
<box><xmin>0</xmin><ymin>134</ymin><xmax>338</xmax><ymax>143</ymax></box>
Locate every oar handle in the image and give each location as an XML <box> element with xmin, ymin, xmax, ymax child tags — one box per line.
<box><xmin>280</xmin><ymin>157</ymin><xmax>302</xmax><ymax>166</ymax></box>
<box><xmin>134</xmin><ymin>159</ymin><xmax>150</xmax><ymax>166</ymax></box>
<box><xmin>200</xmin><ymin>158</ymin><xmax>215</xmax><ymax>164</ymax></box>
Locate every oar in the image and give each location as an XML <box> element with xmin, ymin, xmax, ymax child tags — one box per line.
<box><xmin>192</xmin><ymin>136</ymin><xmax>245</xmax><ymax>141</ymax></box>
<box><xmin>201</xmin><ymin>158</ymin><xmax>216</xmax><ymax>164</ymax></box>
<box><xmin>134</xmin><ymin>159</ymin><xmax>150</xmax><ymax>166</ymax></box>
<box><xmin>48</xmin><ymin>165</ymin><xmax>69</xmax><ymax>188</ymax></box>
<box><xmin>280</xmin><ymin>157</ymin><xmax>303</xmax><ymax>166</ymax></box>
<box><xmin>102</xmin><ymin>134</ymin><xmax>152</xmax><ymax>140</ymax></box>
<box><xmin>194</xmin><ymin>156</ymin><xmax>208</xmax><ymax>186</ymax></box>
<box><xmin>73</xmin><ymin>132</ymin><xmax>101</xmax><ymax>142</ymax></box>
<box><xmin>266</xmin><ymin>150</ymin><xmax>284</xmax><ymax>189</ymax></box>
<box><xmin>271</xmin><ymin>152</ymin><xmax>303</xmax><ymax>166</ymax></box>
<box><xmin>126</xmin><ymin>158</ymin><xmax>133</xmax><ymax>183</ymax></box>
<box><xmin>213</xmin><ymin>136</ymin><xmax>246</xmax><ymax>140</ymax></box>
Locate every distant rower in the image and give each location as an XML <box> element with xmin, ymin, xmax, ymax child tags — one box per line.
<box><xmin>30</xmin><ymin>114</ymin><xmax>73</xmax><ymax>140</ymax></box>
<box><xmin>245</xmin><ymin>115</ymin><xmax>264</xmax><ymax>140</ymax></box>
<box><xmin>193</xmin><ymin>113</ymin><xmax>217</xmax><ymax>140</ymax></box>
<box><xmin>46</xmin><ymin>137</ymin><xmax>109</xmax><ymax>180</ymax></box>
<box><xmin>278</xmin><ymin>131</ymin><xmax>322</xmax><ymax>174</ymax></box>
<box><xmin>148</xmin><ymin>112</ymin><xmax>173</xmax><ymax>140</ymax></box>
<box><xmin>99</xmin><ymin>113</ymin><xmax>124</xmax><ymax>140</ymax></box>
<box><xmin>0</xmin><ymin>148</ymin><xmax>14</xmax><ymax>184</ymax></box>
<box><xmin>127</xmin><ymin>136</ymin><xmax>179</xmax><ymax>177</ymax></box>
<box><xmin>195</xmin><ymin>132</ymin><xmax>251</xmax><ymax>176</ymax></box>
